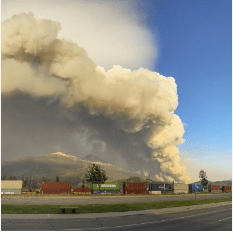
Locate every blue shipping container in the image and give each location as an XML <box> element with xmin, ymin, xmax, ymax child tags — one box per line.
<box><xmin>189</xmin><ymin>185</ymin><xmax>203</xmax><ymax>193</ymax></box>
<box><xmin>92</xmin><ymin>190</ymin><xmax>119</xmax><ymax>194</ymax></box>
<box><xmin>149</xmin><ymin>184</ymin><xmax>169</xmax><ymax>192</ymax></box>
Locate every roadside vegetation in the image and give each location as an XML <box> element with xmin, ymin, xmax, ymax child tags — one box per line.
<box><xmin>2</xmin><ymin>197</ymin><xmax>231</xmax><ymax>214</ymax></box>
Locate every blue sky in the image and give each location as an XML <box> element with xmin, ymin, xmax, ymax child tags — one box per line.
<box><xmin>143</xmin><ymin>0</ymin><xmax>232</xmax><ymax>180</ymax></box>
<box><xmin>1</xmin><ymin>0</ymin><xmax>232</xmax><ymax>182</ymax></box>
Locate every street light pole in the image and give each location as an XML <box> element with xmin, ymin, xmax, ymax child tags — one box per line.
<box><xmin>195</xmin><ymin>185</ymin><xmax>197</xmax><ymax>200</ymax></box>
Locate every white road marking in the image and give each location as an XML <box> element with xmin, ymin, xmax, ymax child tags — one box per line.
<box><xmin>219</xmin><ymin>217</ymin><xmax>232</xmax><ymax>222</ymax></box>
<box><xmin>65</xmin><ymin>207</ymin><xmax>232</xmax><ymax>230</ymax></box>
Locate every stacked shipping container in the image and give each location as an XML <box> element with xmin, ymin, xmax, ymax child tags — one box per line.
<box><xmin>222</xmin><ymin>186</ymin><xmax>231</xmax><ymax>193</ymax></box>
<box><xmin>123</xmin><ymin>182</ymin><xmax>147</xmax><ymax>194</ymax></box>
<box><xmin>148</xmin><ymin>190</ymin><xmax>161</xmax><ymax>194</ymax></box>
<box><xmin>173</xmin><ymin>183</ymin><xmax>189</xmax><ymax>194</ymax></box>
<box><xmin>93</xmin><ymin>190</ymin><xmax>119</xmax><ymax>194</ymax></box>
<box><xmin>40</xmin><ymin>181</ymin><xmax>71</xmax><ymax>194</ymax></box>
<box><xmin>189</xmin><ymin>185</ymin><xmax>203</xmax><ymax>193</ymax></box>
<box><xmin>72</xmin><ymin>188</ymin><xmax>92</xmax><ymax>194</ymax></box>
<box><xmin>208</xmin><ymin>185</ymin><xmax>220</xmax><ymax>193</ymax></box>
<box><xmin>21</xmin><ymin>189</ymin><xmax>39</xmax><ymax>194</ymax></box>
<box><xmin>3</xmin><ymin>178</ymin><xmax>231</xmax><ymax>195</ymax></box>
<box><xmin>149</xmin><ymin>183</ymin><xmax>169</xmax><ymax>193</ymax></box>
<box><xmin>92</xmin><ymin>182</ymin><xmax>119</xmax><ymax>194</ymax></box>
<box><xmin>1</xmin><ymin>180</ymin><xmax>23</xmax><ymax>194</ymax></box>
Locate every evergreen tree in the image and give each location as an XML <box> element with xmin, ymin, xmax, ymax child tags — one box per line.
<box><xmin>23</xmin><ymin>176</ymin><xmax>27</xmax><ymax>189</ymax></box>
<box><xmin>28</xmin><ymin>176</ymin><xmax>32</xmax><ymax>190</ymax></box>
<box><xmin>199</xmin><ymin>170</ymin><xmax>208</xmax><ymax>189</ymax></box>
<box><xmin>82</xmin><ymin>180</ymin><xmax>85</xmax><ymax>188</ymax></box>
<box><xmin>85</xmin><ymin>164</ymin><xmax>108</xmax><ymax>193</ymax></box>
<box><xmin>22</xmin><ymin>175</ymin><xmax>25</xmax><ymax>187</ymax></box>
<box><xmin>32</xmin><ymin>178</ymin><xmax>37</xmax><ymax>189</ymax></box>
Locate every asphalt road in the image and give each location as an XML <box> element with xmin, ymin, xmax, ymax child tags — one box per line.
<box><xmin>1</xmin><ymin>205</ymin><xmax>232</xmax><ymax>231</ymax></box>
<box><xmin>1</xmin><ymin>193</ymin><xmax>231</xmax><ymax>205</ymax></box>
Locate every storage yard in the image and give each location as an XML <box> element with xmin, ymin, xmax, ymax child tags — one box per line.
<box><xmin>1</xmin><ymin>180</ymin><xmax>232</xmax><ymax>196</ymax></box>
<box><xmin>2</xmin><ymin>181</ymin><xmax>231</xmax><ymax>229</ymax></box>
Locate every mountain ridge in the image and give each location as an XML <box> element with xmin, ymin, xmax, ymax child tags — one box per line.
<box><xmin>1</xmin><ymin>152</ymin><xmax>231</xmax><ymax>188</ymax></box>
<box><xmin>1</xmin><ymin>152</ymin><xmax>142</xmax><ymax>187</ymax></box>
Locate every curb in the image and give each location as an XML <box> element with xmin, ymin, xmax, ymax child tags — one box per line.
<box><xmin>1</xmin><ymin>202</ymin><xmax>232</xmax><ymax>220</ymax></box>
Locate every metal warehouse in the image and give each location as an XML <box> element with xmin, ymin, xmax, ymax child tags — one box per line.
<box><xmin>1</xmin><ymin>180</ymin><xmax>23</xmax><ymax>194</ymax></box>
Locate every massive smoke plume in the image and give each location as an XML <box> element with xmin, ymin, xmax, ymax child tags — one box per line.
<box><xmin>2</xmin><ymin>13</ymin><xmax>190</xmax><ymax>183</ymax></box>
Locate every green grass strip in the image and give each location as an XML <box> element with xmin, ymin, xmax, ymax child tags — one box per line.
<box><xmin>1</xmin><ymin>197</ymin><xmax>231</xmax><ymax>214</ymax></box>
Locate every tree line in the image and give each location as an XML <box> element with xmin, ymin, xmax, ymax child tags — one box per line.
<box><xmin>2</xmin><ymin>165</ymin><xmax>209</xmax><ymax>190</ymax></box>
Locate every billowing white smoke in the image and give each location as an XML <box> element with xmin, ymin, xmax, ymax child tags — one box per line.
<box><xmin>2</xmin><ymin>13</ymin><xmax>190</xmax><ymax>183</ymax></box>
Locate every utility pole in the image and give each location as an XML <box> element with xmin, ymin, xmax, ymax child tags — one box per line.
<box><xmin>195</xmin><ymin>185</ymin><xmax>197</xmax><ymax>200</ymax></box>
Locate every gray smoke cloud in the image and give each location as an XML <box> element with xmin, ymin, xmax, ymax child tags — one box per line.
<box><xmin>2</xmin><ymin>13</ymin><xmax>190</xmax><ymax>183</ymax></box>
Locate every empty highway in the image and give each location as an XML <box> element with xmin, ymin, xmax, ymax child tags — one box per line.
<box><xmin>1</xmin><ymin>204</ymin><xmax>232</xmax><ymax>231</ymax></box>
